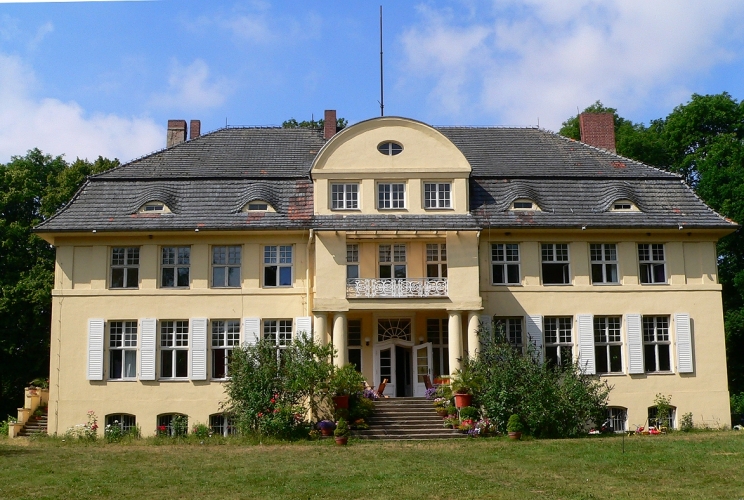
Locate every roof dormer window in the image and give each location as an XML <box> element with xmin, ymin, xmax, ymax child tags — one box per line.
<box><xmin>377</xmin><ymin>141</ymin><xmax>403</xmax><ymax>156</ymax></box>
<box><xmin>510</xmin><ymin>199</ymin><xmax>538</xmax><ymax>211</ymax></box>
<box><xmin>242</xmin><ymin>200</ymin><xmax>275</xmax><ymax>212</ymax></box>
<box><xmin>139</xmin><ymin>201</ymin><xmax>170</xmax><ymax>213</ymax></box>
<box><xmin>611</xmin><ymin>200</ymin><xmax>638</xmax><ymax>212</ymax></box>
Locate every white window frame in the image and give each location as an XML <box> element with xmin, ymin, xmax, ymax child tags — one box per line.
<box><xmin>347</xmin><ymin>244</ymin><xmax>359</xmax><ymax>280</ymax></box>
<box><xmin>423</xmin><ymin>182</ymin><xmax>452</xmax><ymax>209</ymax></box>
<box><xmin>264</xmin><ymin>245</ymin><xmax>293</xmax><ymax>287</ymax></box>
<box><xmin>511</xmin><ymin>199</ymin><xmax>538</xmax><ymax>211</ymax></box>
<box><xmin>426</xmin><ymin>318</ymin><xmax>449</xmax><ymax>381</ymax></box>
<box><xmin>379</xmin><ymin>244</ymin><xmax>407</xmax><ymax>279</ymax></box>
<box><xmin>161</xmin><ymin>246</ymin><xmax>190</xmax><ymax>288</ymax></box>
<box><xmin>211</xmin><ymin>320</ymin><xmax>240</xmax><ymax>379</ymax></box>
<box><xmin>590</xmin><ymin>243</ymin><xmax>618</xmax><ymax>285</ymax></box>
<box><xmin>347</xmin><ymin>319</ymin><xmax>363</xmax><ymax>373</ymax></box>
<box><xmin>593</xmin><ymin>316</ymin><xmax>623</xmax><ymax>374</ymax></box>
<box><xmin>139</xmin><ymin>201</ymin><xmax>170</xmax><ymax>213</ymax></box>
<box><xmin>160</xmin><ymin>320</ymin><xmax>189</xmax><ymax>379</ymax></box>
<box><xmin>105</xmin><ymin>414</ymin><xmax>137</xmax><ymax>433</ymax></box>
<box><xmin>212</xmin><ymin>245</ymin><xmax>241</xmax><ymax>288</ymax></box>
<box><xmin>544</xmin><ymin>317</ymin><xmax>573</xmax><ymax>368</ymax></box>
<box><xmin>494</xmin><ymin>317</ymin><xmax>524</xmax><ymax>351</ymax></box>
<box><xmin>157</xmin><ymin>413</ymin><xmax>188</xmax><ymax>437</ymax></box>
<box><xmin>331</xmin><ymin>183</ymin><xmax>359</xmax><ymax>210</ymax></box>
<box><xmin>607</xmin><ymin>407</ymin><xmax>627</xmax><ymax>432</ymax></box>
<box><xmin>491</xmin><ymin>243</ymin><xmax>521</xmax><ymax>285</ymax></box>
<box><xmin>643</xmin><ymin>315</ymin><xmax>672</xmax><ymax>373</ymax></box>
<box><xmin>638</xmin><ymin>244</ymin><xmax>667</xmax><ymax>284</ymax></box>
<box><xmin>109</xmin><ymin>321</ymin><xmax>138</xmax><ymax>380</ymax></box>
<box><xmin>263</xmin><ymin>319</ymin><xmax>293</xmax><ymax>347</ymax></box>
<box><xmin>541</xmin><ymin>243</ymin><xmax>570</xmax><ymax>285</ymax></box>
<box><xmin>209</xmin><ymin>414</ymin><xmax>237</xmax><ymax>437</ymax></box>
<box><xmin>378</xmin><ymin>182</ymin><xmax>406</xmax><ymax>209</ymax></box>
<box><xmin>377</xmin><ymin>141</ymin><xmax>403</xmax><ymax>156</ymax></box>
<box><xmin>426</xmin><ymin>243</ymin><xmax>447</xmax><ymax>279</ymax></box>
<box><xmin>110</xmin><ymin>247</ymin><xmax>139</xmax><ymax>289</ymax></box>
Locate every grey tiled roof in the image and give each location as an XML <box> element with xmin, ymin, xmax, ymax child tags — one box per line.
<box><xmin>35</xmin><ymin>124</ymin><xmax>737</xmax><ymax>233</ymax></box>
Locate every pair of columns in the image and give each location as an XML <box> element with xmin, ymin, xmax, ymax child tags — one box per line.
<box><xmin>314</xmin><ymin>311</ymin><xmax>482</xmax><ymax>374</ymax></box>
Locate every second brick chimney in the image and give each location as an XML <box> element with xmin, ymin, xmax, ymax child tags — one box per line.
<box><xmin>324</xmin><ymin>109</ymin><xmax>337</xmax><ymax>140</ymax></box>
<box><xmin>167</xmin><ymin>120</ymin><xmax>187</xmax><ymax>148</ymax></box>
<box><xmin>190</xmin><ymin>120</ymin><xmax>201</xmax><ymax>140</ymax></box>
<box><xmin>579</xmin><ymin>113</ymin><xmax>616</xmax><ymax>153</ymax></box>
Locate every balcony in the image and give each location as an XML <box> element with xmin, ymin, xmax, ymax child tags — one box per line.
<box><xmin>346</xmin><ymin>278</ymin><xmax>448</xmax><ymax>298</ymax></box>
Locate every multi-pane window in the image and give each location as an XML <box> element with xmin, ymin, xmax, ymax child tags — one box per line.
<box><xmin>212</xmin><ymin>246</ymin><xmax>241</xmax><ymax>288</ymax></box>
<box><xmin>379</xmin><ymin>244</ymin><xmax>406</xmax><ymax>279</ymax></box>
<box><xmin>105</xmin><ymin>414</ymin><xmax>137</xmax><ymax>434</ymax></box>
<box><xmin>161</xmin><ymin>246</ymin><xmax>190</xmax><ymax>288</ymax></box>
<box><xmin>594</xmin><ymin>316</ymin><xmax>622</xmax><ymax>374</ymax></box>
<box><xmin>607</xmin><ymin>407</ymin><xmax>627</xmax><ymax>432</ymax></box>
<box><xmin>209</xmin><ymin>414</ymin><xmax>237</xmax><ymax>437</ymax></box>
<box><xmin>648</xmin><ymin>406</ymin><xmax>675</xmax><ymax>429</ymax></box>
<box><xmin>160</xmin><ymin>320</ymin><xmax>189</xmax><ymax>379</ymax></box>
<box><xmin>347</xmin><ymin>244</ymin><xmax>359</xmax><ymax>280</ymax></box>
<box><xmin>643</xmin><ymin>316</ymin><xmax>671</xmax><ymax>372</ymax></box>
<box><xmin>211</xmin><ymin>320</ymin><xmax>240</xmax><ymax>379</ymax></box>
<box><xmin>426</xmin><ymin>318</ymin><xmax>449</xmax><ymax>381</ymax></box>
<box><xmin>424</xmin><ymin>183</ymin><xmax>451</xmax><ymax>209</ymax></box>
<box><xmin>491</xmin><ymin>243</ymin><xmax>520</xmax><ymax>285</ymax></box>
<box><xmin>378</xmin><ymin>183</ymin><xmax>406</xmax><ymax>209</ymax></box>
<box><xmin>264</xmin><ymin>245</ymin><xmax>293</xmax><ymax>287</ymax></box>
<box><xmin>377</xmin><ymin>142</ymin><xmax>403</xmax><ymax>155</ymax></box>
<box><xmin>263</xmin><ymin>320</ymin><xmax>293</xmax><ymax>347</ymax></box>
<box><xmin>542</xmin><ymin>243</ymin><xmax>570</xmax><ymax>285</ymax></box>
<box><xmin>110</xmin><ymin>247</ymin><xmax>139</xmax><ymax>289</ymax></box>
<box><xmin>331</xmin><ymin>183</ymin><xmax>359</xmax><ymax>210</ymax></box>
<box><xmin>109</xmin><ymin>321</ymin><xmax>137</xmax><ymax>379</ymax></box>
<box><xmin>638</xmin><ymin>244</ymin><xmax>666</xmax><ymax>284</ymax></box>
<box><xmin>590</xmin><ymin>244</ymin><xmax>618</xmax><ymax>284</ymax></box>
<box><xmin>494</xmin><ymin>317</ymin><xmax>523</xmax><ymax>351</ymax></box>
<box><xmin>426</xmin><ymin>244</ymin><xmax>447</xmax><ymax>278</ymax></box>
<box><xmin>348</xmin><ymin>319</ymin><xmax>362</xmax><ymax>373</ymax></box>
<box><xmin>157</xmin><ymin>414</ymin><xmax>187</xmax><ymax>437</ymax></box>
<box><xmin>544</xmin><ymin>317</ymin><xmax>573</xmax><ymax>368</ymax></box>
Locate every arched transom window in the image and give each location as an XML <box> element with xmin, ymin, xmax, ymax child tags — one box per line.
<box><xmin>377</xmin><ymin>318</ymin><xmax>412</xmax><ymax>342</ymax></box>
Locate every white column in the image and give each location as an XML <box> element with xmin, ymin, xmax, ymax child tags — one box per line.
<box><xmin>314</xmin><ymin>313</ymin><xmax>328</xmax><ymax>345</ymax></box>
<box><xmin>467</xmin><ymin>311</ymin><xmax>480</xmax><ymax>359</ymax></box>
<box><xmin>448</xmin><ymin>311</ymin><xmax>462</xmax><ymax>374</ymax></box>
<box><xmin>333</xmin><ymin>312</ymin><xmax>348</xmax><ymax>367</ymax></box>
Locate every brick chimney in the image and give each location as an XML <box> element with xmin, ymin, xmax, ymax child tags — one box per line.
<box><xmin>189</xmin><ymin>120</ymin><xmax>201</xmax><ymax>140</ymax></box>
<box><xmin>167</xmin><ymin>120</ymin><xmax>187</xmax><ymax>148</ymax></box>
<box><xmin>324</xmin><ymin>109</ymin><xmax>337</xmax><ymax>140</ymax></box>
<box><xmin>579</xmin><ymin>113</ymin><xmax>616</xmax><ymax>152</ymax></box>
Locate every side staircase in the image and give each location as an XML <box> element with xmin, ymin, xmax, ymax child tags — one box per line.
<box><xmin>354</xmin><ymin>397</ymin><xmax>466</xmax><ymax>440</ymax></box>
<box><xmin>17</xmin><ymin>408</ymin><xmax>48</xmax><ymax>437</ymax></box>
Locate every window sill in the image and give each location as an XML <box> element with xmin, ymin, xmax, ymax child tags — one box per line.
<box><xmin>644</xmin><ymin>371</ymin><xmax>675</xmax><ymax>375</ymax></box>
<box><xmin>109</xmin><ymin>287</ymin><xmax>140</xmax><ymax>291</ymax></box>
<box><xmin>331</xmin><ymin>208</ymin><xmax>361</xmax><ymax>212</ymax></box>
<box><xmin>491</xmin><ymin>283</ymin><xmax>522</xmax><ymax>287</ymax></box>
<box><xmin>160</xmin><ymin>286</ymin><xmax>191</xmax><ymax>290</ymax></box>
<box><xmin>424</xmin><ymin>207</ymin><xmax>454</xmax><ymax>211</ymax></box>
<box><xmin>542</xmin><ymin>283</ymin><xmax>573</xmax><ymax>286</ymax></box>
<box><xmin>597</xmin><ymin>372</ymin><xmax>626</xmax><ymax>377</ymax></box>
<box><xmin>106</xmin><ymin>379</ymin><xmax>138</xmax><ymax>382</ymax></box>
<box><xmin>210</xmin><ymin>286</ymin><xmax>242</xmax><ymax>289</ymax></box>
<box><xmin>639</xmin><ymin>282</ymin><xmax>669</xmax><ymax>286</ymax></box>
<box><xmin>591</xmin><ymin>282</ymin><xmax>621</xmax><ymax>286</ymax></box>
<box><xmin>158</xmin><ymin>378</ymin><xmax>190</xmax><ymax>382</ymax></box>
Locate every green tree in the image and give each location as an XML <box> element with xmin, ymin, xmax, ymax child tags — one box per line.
<box><xmin>0</xmin><ymin>150</ymin><xmax>117</xmax><ymax>418</ymax></box>
<box><xmin>282</xmin><ymin>116</ymin><xmax>348</xmax><ymax>131</ymax></box>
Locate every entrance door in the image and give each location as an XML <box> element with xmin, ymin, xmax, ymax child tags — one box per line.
<box><xmin>412</xmin><ymin>342</ymin><xmax>433</xmax><ymax>397</ymax></box>
<box><xmin>373</xmin><ymin>342</ymin><xmax>396</xmax><ymax>397</ymax></box>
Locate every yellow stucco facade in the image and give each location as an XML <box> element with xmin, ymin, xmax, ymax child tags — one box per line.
<box><xmin>37</xmin><ymin>116</ymin><xmax>734</xmax><ymax>436</ymax></box>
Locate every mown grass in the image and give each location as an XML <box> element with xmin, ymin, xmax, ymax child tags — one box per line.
<box><xmin>1</xmin><ymin>432</ymin><xmax>744</xmax><ymax>499</ymax></box>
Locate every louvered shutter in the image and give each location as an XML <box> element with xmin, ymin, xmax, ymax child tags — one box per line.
<box><xmin>577</xmin><ymin>314</ymin><xmax>595</xmax><ymax>375</ymax></box>
<box><xmin>526</xmin><ymin>315</ymin><xmax>543</xmax><ymax>363</ymax></box>
<box><xmin>243</xmin><ymin>317</ymin><xmax>261</xmax><ymax>346</ymax></box>
<box><xmin>139</xmin><ymin>318</ymin><xmax>157</xmax><ymax>381</ymax></box>
<box><xmin>675</xmin><ymin>313</ymin><xmax>693</xmax><ymax>373</ymax></box>
<box><xmin>295</xmin><ymin>316</ymin><xmax>312</xmax><ymax>341</ymax></box>
<box><xmin>87</xmin><ymin>318</ymin><xmax>105</xmax><ymax>381</ymax></box>
<box><xmin>190</xmin><ymin>318</ymin><xmax>208</xmax><ymax>381</ymax></box>
<box><xmin>626</xmin><ymin>314</ymin><xmax>644</xmax><ymax>374</ymax></box>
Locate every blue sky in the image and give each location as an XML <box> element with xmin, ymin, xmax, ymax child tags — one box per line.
<box><xmin>1</xmin><ymin>0</ymin><xmax>744</xmax><ymax>163</ymax></box>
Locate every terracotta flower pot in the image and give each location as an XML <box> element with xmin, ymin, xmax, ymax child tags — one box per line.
<box><xmin>332</xmin><ymin>395</ymin><xmax>349</xmax><ymax>410</ymax></box>
<box><xmin>320</xmin><ymin>429</ymin><xmax>334</xmax><ymax>437</ymax></box>
<box><xmin>454</xmin><ymin>393</ymin><xmax>472</xmax><ymax>408</ymax></box>
<box><xmin>508</xmin><ymin>431</ymin><xmax>522</xmax><ymax>440</ymax></box>
<box><xmin>335</xmin><ymin>436</ymin><xmax>348</xmax><ymax>446</ymax></box>
<box><xmin>436</xmin><ymin>408</ymin><xmax>449</xmax><ymax>417</ymax></box>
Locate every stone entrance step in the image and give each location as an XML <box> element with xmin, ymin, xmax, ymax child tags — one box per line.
<box><xmin>354</xmin><ymin>397</ymin><xmax>465</xmax><ymax>440</ymax></box>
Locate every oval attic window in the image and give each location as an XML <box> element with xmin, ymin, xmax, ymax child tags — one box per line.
<box><xmin>377</xmin><ymin>142</ymin><xmax>403</xmax><ymax>156</ymax></box>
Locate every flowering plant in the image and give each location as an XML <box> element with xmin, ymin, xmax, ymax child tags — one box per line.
<box><xmin>443</xmin><ymin>416</ymin><xmax>459</xmax><ymax>429</ymax></box>
<box><xmin>433</xmin><ymin>397</ymin><xmax>452</xmax><ymax>409</ymax></box>
<box><xmin>424</xmin><ymin>387</ymin><xmax>437</xmax><ymax>400</ymax></box>
<box><xmin>317</xmin><ymin>420</ymin><xmax>336</xmax><ymax>431</ymax></box>
<box><xmin>353</xmin><ymin>418</ymin><xmax>369</xmax><ymax>430</ymax></box>
<box><xmin>64</xmin><ymin>410</ymin><xmax>98</xmax><ymax>440</ymax></box>
<box><xmin>459</xmin><ymin>419</ymin><xmax>475</xmax><ymax>433</ymax></box>
<box><xmin>362</xmin><ymin>388</ymin><xmax>379</xmax><ymax>400</ymax></box>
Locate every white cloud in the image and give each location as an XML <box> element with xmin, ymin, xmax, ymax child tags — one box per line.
<box><xmin>27</xmin><ymin>21</ymin><xmax>53</xmax><ymax>50</ymax></box>
<box><xmin>0</xmin><ymin>54</ymin><xmax>163</xmax><ymax>163</ymax></box>
<box><xmin>400</xmin><ymin>0</ymin><xmax>744</xmax><ymax>129</ymax></box>
<box><xmin>150</xmin><ymin>59</ymin><xmax>231</xmax><ymax>110</ymax></box>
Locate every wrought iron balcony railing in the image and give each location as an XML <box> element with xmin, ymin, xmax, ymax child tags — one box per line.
<box><xmin>346</xmin><ymin>278</ymin><xmax>448</xmax><ymax>298</ymax></box>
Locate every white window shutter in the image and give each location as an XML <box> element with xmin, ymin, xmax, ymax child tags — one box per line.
<box><xmin>295</xmin><ymin>316</ymin><xmax>312</xmax><ymax>341</ymax></box>
<box><xmin>626</xmin><ymin>314</ymin><xmax>644</xmax><ymax>374</ymax></box>
<box><xmin>577</xmin><ymin>314</ymin><xmax>595</xmax><ymax>375</ymax></box>
<box><xmin>190</xmin><ymin>318</ymin><xmax>208</xmax><ymax>381</ymax></box>
<box><xmin>243</xmin><ymin>317</ymin><xmax>261</xmax><ymax>346</ymax></box>
<box><xmin>675</xmin><ymin>313</ymin><xmax>693</xmax><ymax>373</ymax></box>
<box><xmin>526</xmin><ymin>315</ymin><xmax>543</xmax><ymax>363</ymax></box>
<box><xmin>87</xmin><ymin>318</ymin><xmax>105</xmax><ymax>381</ymax></box>
<box><xmin>139</xmin><ymin>318</ymin><xmax>157</xmax><ymax>381</ymax></box>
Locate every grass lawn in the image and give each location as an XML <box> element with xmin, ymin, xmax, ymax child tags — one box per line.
<box><xmin>1</xmin><ymin>432</ymin><xmax>744</xmax><ymax>499</ymax></box>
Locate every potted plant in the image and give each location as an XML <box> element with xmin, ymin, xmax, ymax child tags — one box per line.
<box><xmin>450</xmin><ymin>360</ymin><xmax>483</xmax><ymax>408</ymax></box>
<box><xmin>433</xmin><ymin>397</ymin><xmax>451</xmax><ymax>417</ymax></box>
<box><xmin>317</xmin><ymin>419</ymin><xmax>336</xmax><ymax>437</ymax></box>
<box><xmin>329</xmin><ymin>364</ymin><xmax>365</xmax><ymax>411</ymax></box>
<box><xmin>507</xmin><ymin>414</ymin><xmax>524</xmax><ymax>440</ymax></box>
<box><xmin>334</xmin><ymin>417</ymin><xmax>350</xmax><ymax>445</ymax></box>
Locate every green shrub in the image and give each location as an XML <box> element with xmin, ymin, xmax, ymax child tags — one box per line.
<box><xmin>730</xmin><ymin>393</ymin><xmax>744</xmax><ymax>414</ymax></box>
<box><xmin>0</xmin><ymin>415</ymin><xmax>16</xmax><ymax>437</ymax></box>
<box><xmin>506</xmin><ymin>414</ymin><xmax>524</xmax><ymax>433</ymax></box>
<box><xmin>447</xmin><ymin>405</ymin><xmax>458</xmax><ymax>416</ymax></box>
<box><xmin>334</xmin><ymin>418</ymin><xmax>350</xmax><ymax>438</ymax></box>
<box><xmin>459</xmin><ymin>406</ymin><xmax>479</xmax><ymax>420</ymax></box>
<box><xmin>653</xmin><ymin>394</ymin><xmax>673</xmax><ymax>429</ymax></box>
<box><xmin>172</xmin><ymin>415</ymin><xmax>188</xmax><ymax>437</ymax></box>
<box><xmin>680</xmin><ymin>412</ymin><xmax>694</xmax><ymax>432</ymax></box>
<box><xmin>192</xmin><ymin>423</ymin><xmax>212</xmax><ymax>439</ymax></box>
<box><xmin>349</xmin><ymin>394</ymin><xmax>375</xmax><ymax>422</ymax></box>
<box><xmin>330</xmin><ymin>364</ymin><xmax>366</xmax><ymax>397</ymax></box>
<box><xmin>473</xmin><ymin>325</ymin><xmax>611</xmax><ymax>438</ymax></box>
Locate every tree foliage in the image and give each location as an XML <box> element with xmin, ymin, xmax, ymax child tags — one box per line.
<box><xmin>561</xmin><ymin>93</ymin><xmax>744</xmax><ymax>395</ymax></box>
<box><xmin>0</xmin><ymin>149</ymin><xmax>117</xmax><ymax>418</ymax></box>
<box><xmin>282</xmin><ymin>116</ymin><xmax>348</xmax><ymax>131</ymax></box>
